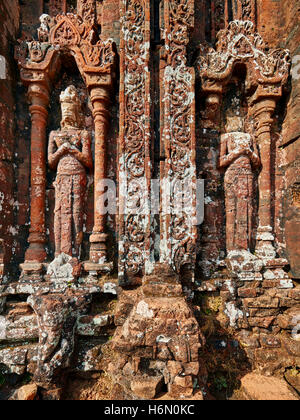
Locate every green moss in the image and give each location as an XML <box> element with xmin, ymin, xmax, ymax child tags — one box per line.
<box><xmin>213</xmin><ymin>374</ymin><xmax>228</xmax><ymax>392</ymax></box>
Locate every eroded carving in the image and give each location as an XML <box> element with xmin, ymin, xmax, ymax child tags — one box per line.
<box><xmin>28</xmin><ymin>291</ymin><xmax>91</xmax><ymax>386</ymax></box>
<box><xmin>219</xmin><ymin>115</ymin><xmax>260</xmax><ymax>252</ymax></box>
<box><xmin>119</xmin><ymin>0</ymin><xmax>152</xmax><ymax>280</ymax></box>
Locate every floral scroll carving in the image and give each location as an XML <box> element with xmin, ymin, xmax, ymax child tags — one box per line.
<box><xmin>161</xmin><ymin>0</ymin><xmax>197</xmax><ymax>274</ymax></box>
<box><xmin>241</xmin><ymin>0</ymin><xmax>253</xmax><ymax>20</ymax></box>
<box><xmin>119</xmin><ymin>0</ymin><xmax>152</xmax><ymax>281</ymax></box>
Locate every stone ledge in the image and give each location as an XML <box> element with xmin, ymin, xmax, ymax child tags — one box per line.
<box><xmin>83</xmin><ymin>261</ymin><xmax>113</xmax><ymax>274</ymax></box>
<box><xmin>240</xmin><ymin>373</ymin><xmax>299</xmax><ymax>400</ymax></box>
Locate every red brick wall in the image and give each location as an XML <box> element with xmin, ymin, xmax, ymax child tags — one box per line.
<box><xmin>0</xmin><ymin>0</ymin><xmax>20</xmax><ymax>269</ymax></box>
<box><xmin>281</xmin><ymin>0</ymin><xmax>300</xmax><ymax>277</ymax></box>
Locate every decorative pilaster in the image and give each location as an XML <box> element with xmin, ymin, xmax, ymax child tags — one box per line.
<box><xmin>118</xmin><ymin>0</ymin><xmax>152</xmax><ymax>285</ymax></box>
<box><xmin>24</xmin><ymin>83</ymin><xmax>50</xmax><ymax>264</ymax></box>
<box><xmin>251</xmin><ymin>97</ymin><xmax>277</xmax><ymax>260</ymax></box>
<box><xmin>160</xmin><ymin>0</ymin><xmax>197</xmax><ymax>276</ymax></box>
<box><xmin>86</xmin><ymin>86</ymin><xmax>112</xmax><ymax>269</ymax></box>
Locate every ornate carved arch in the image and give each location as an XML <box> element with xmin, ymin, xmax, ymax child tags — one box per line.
<box><xmin>197</xmin><ymin>20</ymin><xmax>290</xmax><ymax>94</ymax></box>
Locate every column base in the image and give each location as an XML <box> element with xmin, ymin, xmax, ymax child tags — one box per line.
<box><xmin>255</xmin><ymin>226</ymin><xmax>276</xmax><ymax>262</ymax></box>
<box><xmin>25</xmin><ymin>244</ymin><xmax>47</xmax><ymax>264</ymax></box>
<box><xmin>83</xmin><ymin>261</ymin><xmax>113</xmax><ymax>277</ymax></box>
<box><xmin>89</xmin><ymin>232</ymin><xmax>109</xmax><ymax>264</ymax></box>
<box><xmin>19</xmin><ymin>262</ymin><xmax>45</xmax><ymax>283</ymax></box>
<box><xmin>263</xmin><ymin>258</ymin><xmax>292</xmax><ymax>287</ymax></box>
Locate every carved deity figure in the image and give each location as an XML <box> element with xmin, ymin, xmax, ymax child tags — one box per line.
<box><xmin>219</xmin><ymin>115</ymin><xmax>260</xmax><ymax>252</ymax></box>
<box><xmin>48</xmin><ymin>86</ymin><xmax>93</xmax><ymax>259</ymax></box>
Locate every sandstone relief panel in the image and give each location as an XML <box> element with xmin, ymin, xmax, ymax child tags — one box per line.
<box><xmin>48</xmin><ymin>86</ymin><xmax>93</xmax><ymax>260</ymax></box>
<box><xmin>219</xmin><ymin>115</ymin><xmax>260</xmax><ymax>253</ymax></box>
<box><xmin>0</xmin><ymin>0</ymin><xmax>298</xmax><ymax>401</ymax></box>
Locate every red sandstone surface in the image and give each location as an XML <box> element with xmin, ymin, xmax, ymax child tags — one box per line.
<box><xmin>0</xmin><ymin>0</ymin><xmax>299</xmax><ymax>401</ymax></box>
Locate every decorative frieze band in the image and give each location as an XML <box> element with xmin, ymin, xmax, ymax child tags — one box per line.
<box><xmin>161</xmin><ymin>0</ymin><xmax>197</xmax><ymax>274</ymax></box>
<box><xmin>118</xmin><ymin>0</ymin><xmax>152</xmax><ymax>283</ymax></box>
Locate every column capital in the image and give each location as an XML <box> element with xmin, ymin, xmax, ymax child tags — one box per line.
<box><xmin>27</xmin><ymin>83</ymin><xmax>50</xmax><ymax>108</ymax></box>
<box><xmin>251</xmin><ymin>98</ymin><xmax>277</xmax><ymax>140</ymax></box>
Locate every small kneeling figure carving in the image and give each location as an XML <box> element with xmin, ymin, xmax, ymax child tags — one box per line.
<box><xmin>48</xmin><ymin>86</ymin><xmax>93</xmax><ymax>262</ymax></box>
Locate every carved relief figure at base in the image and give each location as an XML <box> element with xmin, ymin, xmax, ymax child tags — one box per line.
<box><xmin>28</xmin><ymin>291</ymin><xmax>91</xmax><ymax>387</ymax></box>
<box><xmin>48</xmin><ymin>86</ymin><xmax>93</xmax><ymax>261</ymax></box>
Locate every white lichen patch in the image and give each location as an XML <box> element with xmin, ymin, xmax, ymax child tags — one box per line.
<box><xmin>136</xmin><ymin>300</ymin><xmax>154</xmax><ymax>318</ymax></box>
<box><xmin>0</xmin><ymin>315</ymin><xmax>7</xmax><ymax>340</ymax></box>
<box><xmin>103</xmin><ymin>282</ymin><xmax>117</xmax><ymax>295</ymax></box>
<box><xmin>224</xmin><ymin>302</ymin><xmax>243</xmax><ymax>328</ymax></box>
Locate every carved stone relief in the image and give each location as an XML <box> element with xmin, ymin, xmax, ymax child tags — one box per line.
<box><xmin>118</xmin><ymin>0</ymin><xmax>152</xmax><ymax>283</ymax></box>
<box><xmin>16</xmin><ymin>9</ymin><xmax>116</xmax><ymax>273</ymax></box>
<box><xmin>48</xmin><ymin>86</ymin><xmax>93</xmax><ymax>260</ymax></box>
<box><xmin>161</xmin><ymin>0</ymin><xmax>197</xmax><ymax>275</ymax></box>
<box><xmin>219</xmin><ymin>115</ymin><xmax>260</xmax><ymax>252</ymax></box>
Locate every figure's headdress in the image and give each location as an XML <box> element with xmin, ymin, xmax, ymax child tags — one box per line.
<box><xmin>60</xmin><ymin>85</ymin><xmax>81</xmax><ymax>106</ymax></box>
<box><xmin>60</xmin><ymin>86</ymin><xmax>83</xmax><ymax>129</ymax></box>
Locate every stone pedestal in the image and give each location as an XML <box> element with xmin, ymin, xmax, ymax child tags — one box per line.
<box><xmin>111</xmin><ymin>264</ymin><xmax>205</xmax><ymax>399</ymax></box>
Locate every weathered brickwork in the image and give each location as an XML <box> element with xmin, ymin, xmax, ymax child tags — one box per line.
<box><xmin>0</xmin><ymin>0</ymin><xmax>298</xmax><ymax>401</ymax></box>
<box><xmin>0</xmin><ymin>1</ymin><xmax>20</xmax><ymax>274</ymax></box>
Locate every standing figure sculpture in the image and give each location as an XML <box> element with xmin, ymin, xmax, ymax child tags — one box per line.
<box><xmin>48</xmin><ymin>86</ymin><xmax>93</xmax><ymax>260</ymax></box>
<box><xmin>219</xmin><ymin>115</ymin><xmax>260</xmax><ymax>253</ymax></box>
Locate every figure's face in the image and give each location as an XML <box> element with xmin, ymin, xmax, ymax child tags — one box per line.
<box><xmin>61</xmin><ymin>102</ymin><xmax>79</xmax><ymax>128</ymax></box>
<box><xmin>225</xmin><ymin>116</ymin><xmax>244</xmax><ymax>133</ymax></box>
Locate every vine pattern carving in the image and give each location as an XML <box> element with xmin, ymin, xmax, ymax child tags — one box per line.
<box><xmin>162</xmin><ymin>0</ymin><xmax>197</xmax><ymax>273</ymax></box>
<box><xmin>119</xmin><ymin>0</ymin><xmax>151</xmax><ymax>280</ymax></box>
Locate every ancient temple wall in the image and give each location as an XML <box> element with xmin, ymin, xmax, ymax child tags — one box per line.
<box><xmin>0</xmin><ymin>0</ymin><xmax>299</xmax><ymax>400</ymax></box>
<box><xmin>0</xmin><ymin>0</ymin><xmax>20</xmax><ymax>269</ymax></box>
<box><xmin>281</xmin><ymin>0</ymin><xmax>300</xmax><ymax>278</ymax></box>
<box><xmin>194</xmin><ymin>0</ymin><xmax>300</xmax><ymax>385</ymax></box>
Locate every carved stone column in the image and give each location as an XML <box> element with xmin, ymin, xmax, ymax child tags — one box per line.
<box><xmin>87</xmin><ymin>86</ymin><xmax>111</xmax><ymax>268</ymax></box>
<box><xmin>24</xmin><ymin>83</ymin><xmax>50</xmax><ymax>266</ymax></box>
<box><xmin>160</xmin><ymin>0</ymin><xmax>197</xmax><ymax>277</ymax></box>
<box><xmin>16</xmin><ymin>42</ymin><xmax>60</xmax><ymax>276</ymax></box>
<box><xmin>252</xmin><ymin>97</ymin><xmax>277</xmax><ymax>260</ymax></box>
